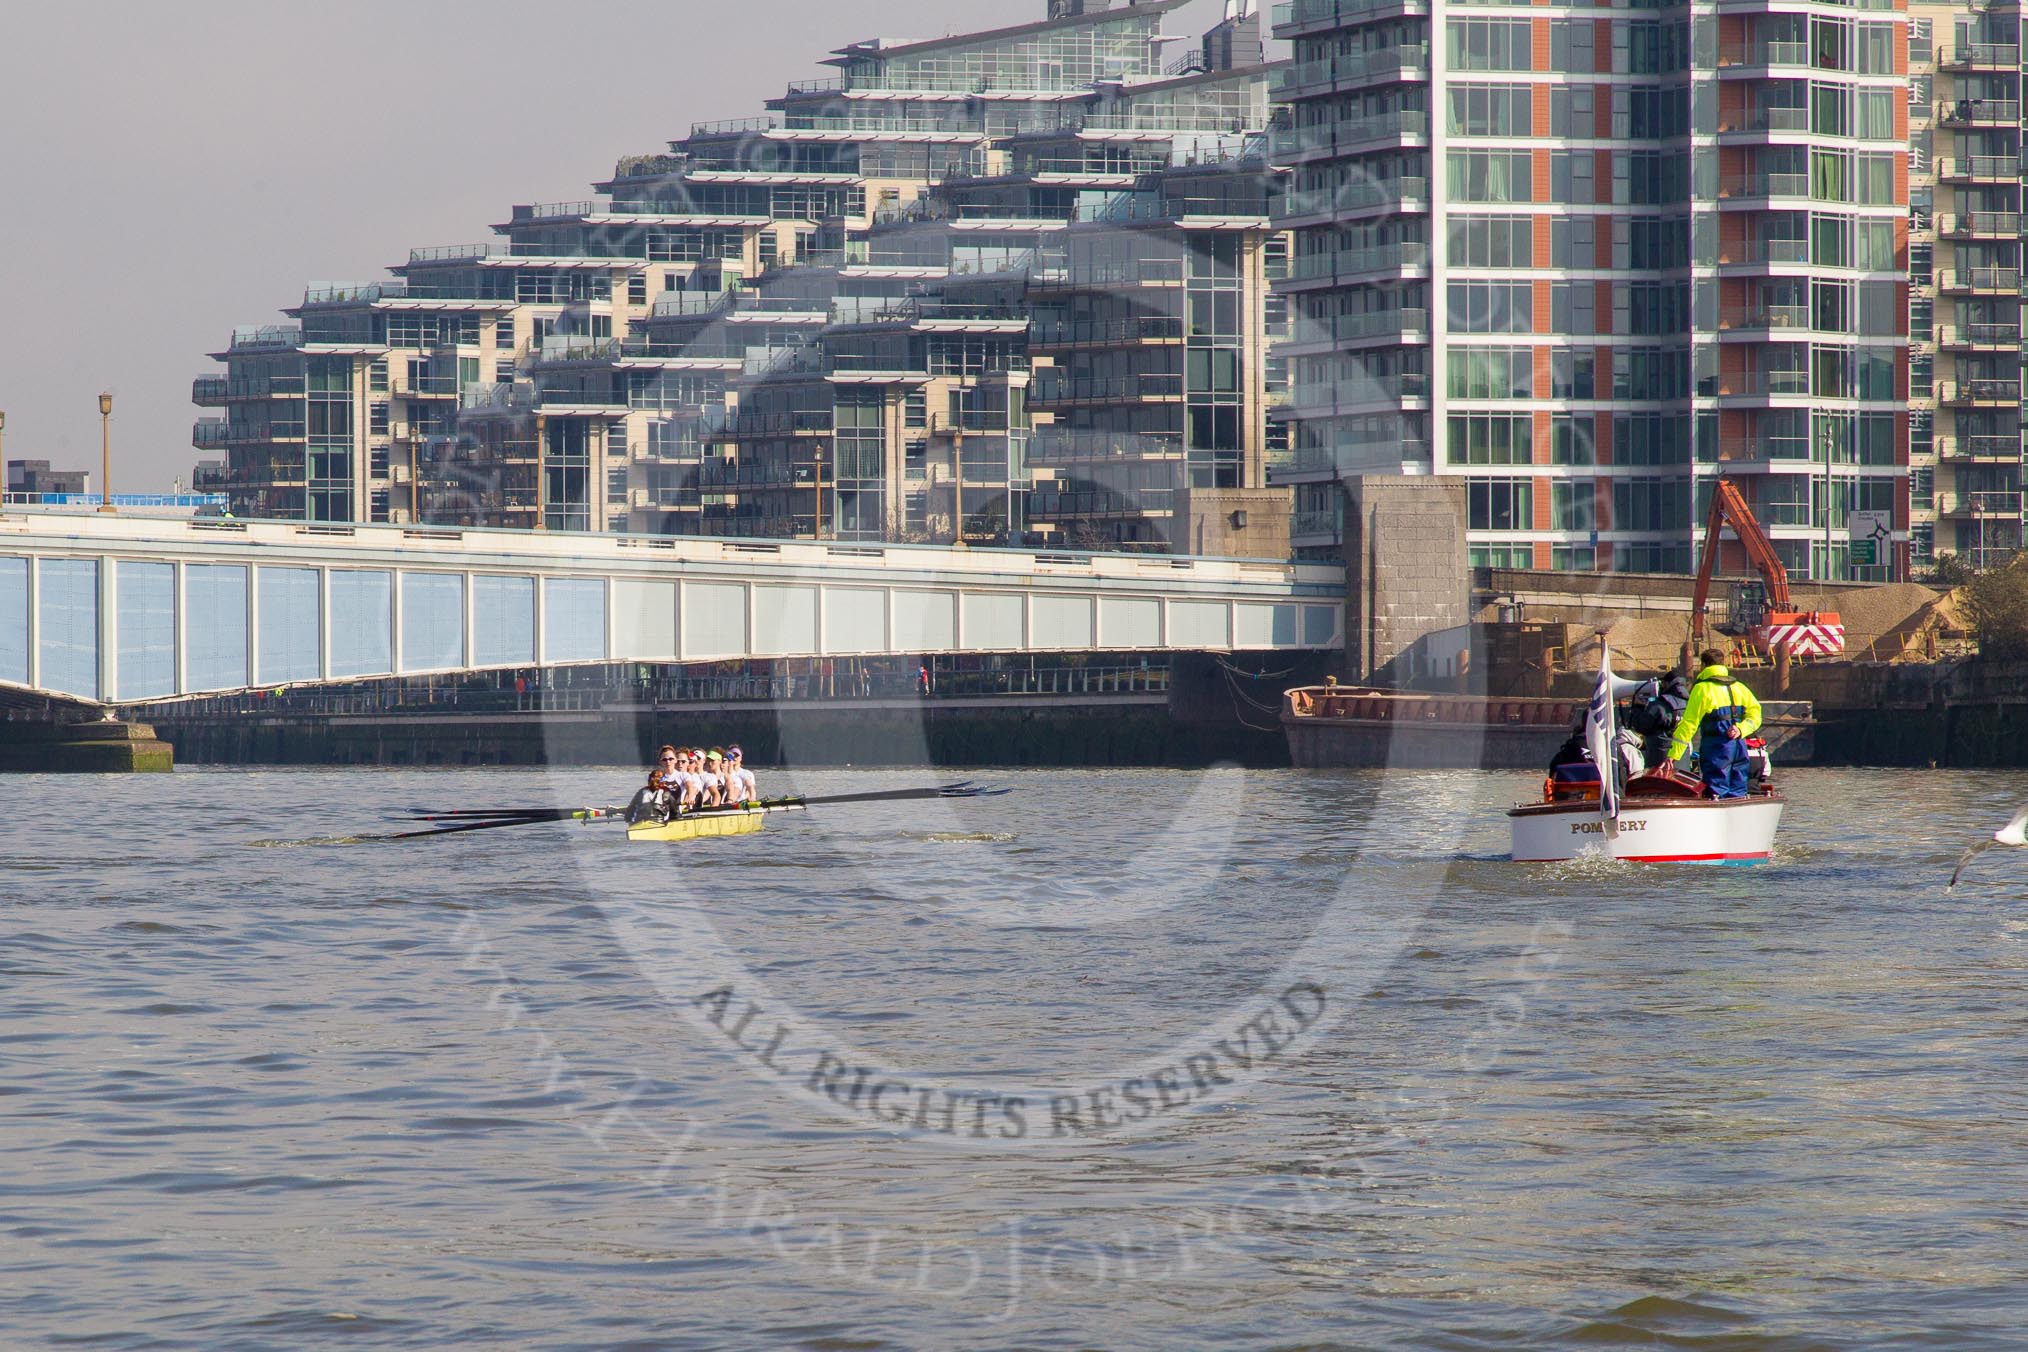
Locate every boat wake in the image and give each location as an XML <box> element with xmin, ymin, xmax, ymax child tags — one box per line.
<box><xmin>915</xmin><ymin>831</ymin><xmax>1016</xmax><ymax>843</ymax></box>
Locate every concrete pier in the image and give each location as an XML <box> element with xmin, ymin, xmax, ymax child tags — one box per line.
<box><xmin>0</xmin><ymin>720</ymin><xmax>175</xmax><ymax>774</ymax></box>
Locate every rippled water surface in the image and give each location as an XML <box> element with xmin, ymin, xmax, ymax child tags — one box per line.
<box><xmin>5</xmin><ymin>764</ymin><xmax>2028</xmax><ymax>1349</ymax></box>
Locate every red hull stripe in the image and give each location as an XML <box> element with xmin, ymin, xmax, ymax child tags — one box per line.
<box><xmin>1513</xmin><ymin>851</ymin><xmax>1772</xmax><ymax>864</ymax></box>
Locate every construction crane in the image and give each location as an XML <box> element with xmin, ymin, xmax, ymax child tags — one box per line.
<box><xmin>1690</xmin><ymin>478</ymin><xmax>1843</xmax><ymax>671</ymax></box>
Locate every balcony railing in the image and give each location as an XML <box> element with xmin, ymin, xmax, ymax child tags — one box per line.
<box><xmin>408</xmin><ymin>243</ymin><xmax>501</xmax><ymax>264</ymax></box>
<box><xmin>1718</xmin><ymin>369</ymin><xmax>1812</xmax><ymax>398</ymax></box>
<box><xmin>1273</xmin><ymin>0</ymin><xmax>1427</xmax><ymax>32</ymax></box>
<box><xmin>1272</xmin><ymin>111</ymin><xmax>1429</xmax><ymax>160</ymax></box>
<box><xmin>1937</xmin><ymin>323</ymin><xmax>2022</xmax><ymax>347</ymax></box>
<box><xmin>1030</xmin><ymin>374</ymin><xmax>1187</xmax><ymax>405</ymax></box>
<box><xmin>1287</xmin><ymin>241</ymin><xmax>1430</xmax><ymax>281</ymax></box>
<box><xmin>1275</xmin><ymin>45</ymin><xmax>1430</xmax><ymax>96</ymax></box>
<box><xmin>1938</xmin><ymin>435</ymin><xmax>2024</xmax><ymax>460</ymax></box>
<box><xmin>1719</xmin><ymin>106</ymin><xmax>1809</xmax><ymax>134</ymax></box>
<box><xmin>1939</xmin><ymin>267</ymin><xmax>2021</xmax><ymax>293</ymax></box>
<box><xmin>1936</xmin><ymin>379</ymin><xmax>2022</xmax><ymax>404</ymax></box>
<box><xmin>1029</xmin><ymin>317</ymin><xmax>1186</xmax><ymax>348</ymax></box>
<box><xmin>1939</xmin><ymin>492</ymin><xmax>2025</xmax><ymax>516</ymax></box>
<box><xmin>1292</xmin><ymin>509</ymin><xmax>1343</xmax><ymax>539</ymax></box>
<box><xmin>1284</xmin><ymin>307</ymin><xmax>1430</xmax><ymax>345</ymax></box>
<box><xmin>1720</xmin><ymin>238</ymin><xmax>1810</xmax><ymax>265</ymax></box>
<box><xmin>1717</xmin><ymin>172</ymin><xmax>1810</xmax><ymax>199</ymax></box>
<box><xmin>1938</xmin><ymin>98</ymin><xmax>2021</xmax><ymax>125</ymax></box>
<box><xmin>1937</xmin><ymin>156</ymin><xmax>2018</xmax><ymax>181</ymax></box>
<box><xmin>1719</xmin><ymin>304</ymin><xmax>1811</xmax><ymax>331</ymax></box>
<box><xmin>1280</xmin><ymin>176</ymin><xmax>1428</xmax><ymax>219</ymax></box>
<box><xmin>191</xmin><ymin>377</ymin><xmax>229</xmax><ymax>405</ymax></box>
<box><xmin>230</xmin><ymin>325</ymin><xmax>303</xmax><ymax>351</ymax></box>
<box><xmin>512</xmin><ymin>200</ymin><xmax>598</xmax><ymax>223</ymax></box>
<box><xmin>1028</xmin><ymin>430</ymin><xmax>1186</xmax><ymax>462</ymax></box>
<box><xmin>1937</xmin><ymin>211</ymin><xmax>2021</xmax><ymax>238</ymax></box>
<box><xmin>1941</xmin><ymin>44</ymin><xmax>2017</xmax><ymax>69</ymax></box>
<box><xmin>1717</xmin><ymin>40</ymin><xmax>1809</xmax><ymax>67</ymax></box>
<box><xmin>302</xmin><ymin>282</ymin><xmax>410</xmax><ymax>306</ymax></box>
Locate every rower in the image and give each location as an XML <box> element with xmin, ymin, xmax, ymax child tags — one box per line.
<box><xmin>629</xmin><ymin>745</ymin><xmax>683</xmax><ymax>824</ymax></box>
<box><xmin>725</xmin><ymin>745</ymin><xmax>757</xmax><ymax>804</ymax></box>
<box><xmin>701</xmin><ymin>748</ymin><xmax>728</xmax><ymax>808</ymax></box>
<box><xmin>672</xmin><ymin>746</ymin><xmax>703</xmax><ymax>813</ymax></box>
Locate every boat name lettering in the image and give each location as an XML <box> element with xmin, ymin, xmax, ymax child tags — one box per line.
<box><xmin>1571</xmin><ymin>820</ymin><xmax>1646</xmax><ymax>834</ymax></box>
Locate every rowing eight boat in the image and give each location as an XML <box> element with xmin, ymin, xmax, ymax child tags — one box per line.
<box><xmin>625</xmin><ymin>806</ymin><xmax>771</xmax><ymax>844</ymax></box>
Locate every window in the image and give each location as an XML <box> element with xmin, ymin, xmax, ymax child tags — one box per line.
<box><xmin>1468</xmin><ymin>477</ymin><xmax>1535</xmax><ymax>530</ymax></box>
<box><xmin>1448</xmin><ymin>281</ymin><xmax>1535</xmax><ymax>332</ymax></box>
<box><xmin>1552</xmin><ymin>151</ymin><xmax>1596</xmax><ymax>206</ymax></box>
<box><xmin>1551</xmin><ymin>281</ymin><xmax>1597</xmax><ymax>334</ymax></box>
<box><xmin>1614</xmin><ymin>347</ymin><xmax>1689</xmax><ymax>400</ymax></box>
<box><xmin>1855</xmin><ymin>88</ymin><xmax>1894</xmax><ymax>140</ymax></box>
<box><xmin>1813</xmin><ymin>213</ymin><xmax>1852</xmax><ymax>267</ymax></box>
<box><xmin>1448</xmin><ymin>151</ymin><xmax>1533</xmax><ymax>202</ymax></box>
<box><xmin>1551</xmin><ymin>86</ymin><xmax>1595</xmax><ymax>137</ymax></box>
<box><xmin>1450</xmin><ymin>414</ymin><xmax>1534</xmax><ymax>463</ymax></box>
<box><xmin>1552</xmin><ymin>480</ymin><xmax>1595</xmax><ymax>532</ymax></box>
<box><xmin>1552</xmin><ymin>414</ymin><xmax>1596</xmax><ymax>464</ymax></box>
<box><xmin>1448</xmin><ymin>346</ymin><xmax>1535</xmax><ymax>398</ymax></box>
<box><xmin>1449</xmin><ymin>215</ymin><xmax>1532</xmax><ymax>268</ymax></box>
<box><xmin>1553</xmin><ymin>349</ymin><xmax>1595</xmax><ymax>399</ymax></box>
<box><xmin>1448</xmin><ymin>84</ymin><xmax>1532</xmax><ymax>135</ymax></box>
<box><xmin>1612</xmin><ymin>477</ymin><xmax>1690</xmax><ymax>531</ymax></box>
<box><xmin>1614</xmin><ymin>414</ymin><xmax>1691</xmax><ymax>465</ymax></box>
<box><xmin>1449</xmin><ymin>19</ymin><xmax>1534</xmax><ymax>70</ymax></box>
<box><xmin>1550</xmin><ymin>19</ymin><xmax>1596</xmax><ymax>73</ymax></box>
<box><xmin>1552</xmin><ymin>216</ymin><xmax>1598</xmax><ymax>268</ymax></box>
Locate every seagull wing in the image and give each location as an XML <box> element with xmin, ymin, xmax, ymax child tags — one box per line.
<box><xmin>1949</xmin><ymin>839</ymin><xmax>1992</xmax><ymax>889</ymax></box>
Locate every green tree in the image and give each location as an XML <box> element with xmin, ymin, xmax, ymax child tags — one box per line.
<box><xmin>1965</xmin><ymin>551</ymin><xmax>2028</xmax><ymax>660</ymax></box>
<box><xmin>1925</xmin><ymin>552</ymin><xmax>1975</xmax><ymax>589</ymax></box>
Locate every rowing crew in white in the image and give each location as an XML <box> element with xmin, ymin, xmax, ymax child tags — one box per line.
<box><xmin>629</xmin><ymin>744</ymin><xmax>759</xmax><ymax>824</ymax></box>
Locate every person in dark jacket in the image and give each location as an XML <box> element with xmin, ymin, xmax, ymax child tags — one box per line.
<box><xmin>1623</xmin><ymin>670</ymin><xmax>1690</xmax><ymax>768</ymax></box>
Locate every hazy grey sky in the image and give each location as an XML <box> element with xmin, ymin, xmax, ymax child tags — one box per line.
<box><xmin>0</xmin><ymin>0</ymin><xmax>1230</xmax><ymax>490</ymax></box>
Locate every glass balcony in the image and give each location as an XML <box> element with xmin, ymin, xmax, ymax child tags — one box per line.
<box><xmin>1940</xmin><ymin>44</ymin><xmax>2017</xmax><ymax>70</ymax></box>
<box><xmin>1936</xmin><ymin>322</ymin><xmax>2022</xmax><ymax>348</ymax></box>
<box><xmin>1274</xmin><ymin>46</ymin><xmax>1430</xmax><ymax>98</ymax></box>
<box><xmin>1936</xmin><ymin>379</ymin><xmax>2022</xmax><ymax>405</ymax></box>
<box><xmin>1937</xmin><ymin>156</ymin><xmax>2018</xmax><ymax>182</ymax></box>
<box><xmin>1936</xmin><ymin>211</ymin><xmax>2021</xmax><ymax>239</ymax></box>
<box><xmin>1279</xmin><ymin>176</ymin><xmax>1428</xmax><ymax>219</ymax></box>
<box><xmin>1938</xmin><ymin>267</ymin><xmax>2021</xmax><ymax>293</ymax></box>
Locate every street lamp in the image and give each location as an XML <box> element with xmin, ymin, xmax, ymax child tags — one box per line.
<box><xmin>97</xmin><ymin>393</ymin><xmax>115</xmax><ymax>513</ymax></box>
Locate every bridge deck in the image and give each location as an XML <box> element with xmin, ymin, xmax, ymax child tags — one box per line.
<box><xmin>0</xmin><ymin>511</ymin><xmax>1344</xmax><ymax>706</ymax></box>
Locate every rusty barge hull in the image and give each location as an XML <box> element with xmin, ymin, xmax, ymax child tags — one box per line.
<box><xmin>1280</xmin><ymin>688</ymin><xmax>1814</xmax><ymax>770</ymax></box>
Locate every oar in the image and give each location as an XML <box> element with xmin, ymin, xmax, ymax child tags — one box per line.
<box><xmin>388</xmin><ymin>783</ymin><xmax>1008</xmax><ymax>841</ymax></box>
<box><xmin>403</xmin><ymin>782</ymin><xmax>997</xmax><ymax>825</ymax></box>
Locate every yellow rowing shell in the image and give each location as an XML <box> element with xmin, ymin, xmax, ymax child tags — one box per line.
<box><xmin>626</xmin><ymin>808</ymin><xmax>768</xmax><ymax>844</ymax></box>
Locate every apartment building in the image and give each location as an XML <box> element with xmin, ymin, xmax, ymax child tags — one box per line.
<box><xmin>1271</xmin><ymin>0</ymin><xmax>1911</xmax><ymax>580</ymax></box>
<box><xmin>1909</xmin><ymin>0</ymin><xmax>2023</xmax><ymax>571</ymax></box>
<box><xmin>191</xmin><ymin>0</ymin><xmax>1296</xmax><ymax>557</ymax></box>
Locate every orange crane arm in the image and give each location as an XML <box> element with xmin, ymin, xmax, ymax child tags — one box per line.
<box><xmin>1691</xmin><ymin>478</ymin><xmax>1793</xmax><ymax>643</ymax></box>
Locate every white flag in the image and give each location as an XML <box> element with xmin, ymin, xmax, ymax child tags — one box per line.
<box><xmin>1586</xmin><ymin>642</ymin><xmax>1619</xmax><ymax>823</ymax></box>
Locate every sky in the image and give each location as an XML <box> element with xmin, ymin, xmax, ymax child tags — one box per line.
<box><xmin>0</xmin><ymin>0</ymin><xmax>1232</xmax><ymax>491</ymax></box>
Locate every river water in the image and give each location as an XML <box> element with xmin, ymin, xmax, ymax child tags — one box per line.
<box><xmin>4</xmin><ymin>764</ymin><xmax>2028</xmax><ymax>1349</ymax></box>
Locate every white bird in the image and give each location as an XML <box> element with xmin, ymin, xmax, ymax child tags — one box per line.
<box><xmin>1949</xmin><ymin>804</ymin><xmax>2028</xmax><ymax>888</ymax></box>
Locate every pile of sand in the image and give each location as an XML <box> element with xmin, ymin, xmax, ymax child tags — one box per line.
<box><xmin>1784</xmin><ymin>582</ymin><xmax>1944</xmax><ymax>661</ymax></box>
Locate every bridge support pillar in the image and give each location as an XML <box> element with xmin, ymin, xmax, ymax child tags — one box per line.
<box><xmin>1341</xmin><ymin>476</ymin><xmax>1471</xmax><ymax>685</ymax></box>
<box><xmin>0</xmin><ymin>720</ymin><xmax>174</xmax><ymax>774</ymax></box>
